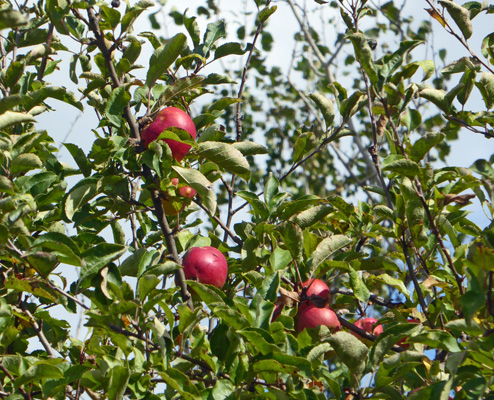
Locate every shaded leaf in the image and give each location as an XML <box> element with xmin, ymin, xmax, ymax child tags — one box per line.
<box><xmin>0</xmin><ymin>111</ymin><xmax>35</xmax><ymax>129</ymax></box>
<box><xmin>196</xmin><ymin>142</ymin><xmax>251</xmax><ymax>181</ymax></box>
<box><xmin>327</xmin><ymin>331</ymin><xmax>369</xmax><ymax>374</ymax></box>
<box><xmin>312</xmin><ymin>235</ymin><xmax>353</xmax><ymax>269</ymax></box>
<box><xmin>173</xmin><ymin>166</ymin><xmax>217</xmax><ymax>214</ymax></box>
<box><xmin>146</xmin><ymin>33</ymin><xmax>187</xmax><ymax>87</ymax></box>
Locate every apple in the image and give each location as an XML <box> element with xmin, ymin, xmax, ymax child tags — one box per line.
<box><xmin>141</xmin><ymin>107</ymin><xmax>197</xmax><ymax>161</ymax></box>
<box><xmin>182</xmin><ymin>246</ymin><xmax>228</xmax><ymax>289</ymax></box>
<box><xmin>297</xmin><ymin>304</ymin><xmax>340</xmax><ymax>333</ymax></box>
<box><xmin>161</xmin><ymin>178</ymin><xmax>196</xmax><ymax>215</ymax></box>
<box><xmin>298</xmin><ymin>278</ymin><xmax>330</xmax><ymax>313</ymax></box>
<box><xmin>351</xmin><ymin>317</ymin><xmax>383</xmax><ymax>340</ymax></box>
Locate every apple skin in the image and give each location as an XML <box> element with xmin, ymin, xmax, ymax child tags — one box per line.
<box><xmin>182</xmin><ymin>246</ymin><xmax>228</xmax><ymax>289</ymax></box>
<box><xmin>141</xmin><ymin>107</ymin><xmax>197</xmax><ymax>161</ymax></box>
<box><xmin>297</xmin><ymin>304</ymin><xmax>340</xmax><ymax>333</ymax></box>
<box><xmin>161</xmin><ymin>178</ymin><xmax>196</xmax><ymax>215</ymax></box>
<box><xmin>299</xmin><ymin>278</ymin><xmax>330</xmax><ymax>313</ymax></box>
<box><xmin>351</xmin><ymin>317</ymin><xmax>383</xmax><ymax>341</ymax></box>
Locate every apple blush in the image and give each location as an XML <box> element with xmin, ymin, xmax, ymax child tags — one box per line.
<box><xmin>141</xmin><ymin>107</ymin><xmax>197</xmax><ymax>161</ymax></box>
<box><xmin>182</xmin><ymin>246</ymin><xmax>228</xmax><ymax>289</ymax></box>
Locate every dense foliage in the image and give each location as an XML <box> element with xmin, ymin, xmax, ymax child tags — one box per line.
<box><xmin>1</xmin><ymin>0</ymin><xmax>494</xmax><ymax>398</ymax></box>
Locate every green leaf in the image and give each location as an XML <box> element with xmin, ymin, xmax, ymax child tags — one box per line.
<box><xmin>381</xmin><ymin>40</ymin><xmax>424</xmax><ymax>79</ymax></box>
<box><xmin>409</xmin><ymin>330</ymin><xmax>461</xmax><ymax>352</ymax></box>
<box><xmin>0</xmin><ymin>8</ymin><xmax>27</xmax><ymax>29</ymax></box>
<box><xmin>107</xmin><ymin>366</ymin><xmax>130</xmax><ymax>400</ymax></box>
<box><xmin>232</xmin><ymin>141</ymin><xmax>268</xmax><ymax>156</ymax></box>
<box><xmin>264</xmin><ymin>173</ymin><xmax>279</xmax><ymax>210</ymax></box>
<box><xmin>238</xmin><ymin>329</ymin><xmax>279</xmax><ymax>355</ymax></box>
<box><xmin>160</xmin><ymin>369</ymin><xmax>201</xmax><ymax>400</ymax></box>
<box><xmin>269</xmin><ymin>248</ymin><xmax>292</xmax><ymax>272</ymax></box>
<box><xmin>203</xmin><ymin>73</ymin><xmax>236</xmax><ymax>85</ymax></box>
<box><xmin>199</xmin><ymin>21</ymin><xmax>226</xmax><ymax>57</ymax></box>
<box><xmin>173</xmin><ymin>166</ymin><xmax>216</xmax><ymax>214</ymax></box>
<box><xmin>309</xmin><ymin>92</ymin><xmax>335</xmax><ymax>127</ymax></box>
<box><xmin>439</xmin><ymin>0</ymin><xmax>473</xmax><ymax>39</ymax></box>
<box><xmin>4</xmin><ymin>61</ymin><xmax>25</xmax><ymax>89</ymax></box>
<box><xmin>214</xmin><ymin>42</ymin><xmax>248</xmax><ymax>60</ymax></box>
<box><xmin>280</xmin><ymin>222</ymin><xmax>304</xmax><ymax>263</ymax></box>
<box><xmin>340</xmin><ymin>91</ymin><xmax>367</xmax><ymax>119</ymax></box>
<box><xmin>373</xmin><ymin>274</ymin><xmax>411</xmax><ymax>299</ymax></box>
<box><xmin>476</xmin><ymin>72</ymin><xmax>494</xmax><ymax>109</ymax></box>
<box><xmin>411</xmin><ymin>132</ymin><xmax>445</xmax><ymax>162</ymax></box>
<box><xmin>237</xmin><ymin>190</ymin><xmax>269</xmax><ymax>220</ymax></box>
<box><xmin>63</xmin><ymin>178</ymin><xmax>98</xmax><ymax>221</ymax></box>
<box><xmin>81</xmin><ymin>243</ymin><xmax>127</xmax><ymax>280</ymax></box>
<box><xmin>0</xmin><ymin>94</ymin><xmax>23</xmax><ymax>114</ymax></box>
<box><xmin>10</xmin><ymin>153</ymin><xmax>42</xmax><ymax>175</ymax></box>
<box><xmin>105</xmin><ymin>87</ymin><xmax>131</xmax><ymax>127</ymax></box>
<box><xmin>369</xmin><ymin>322</ymin><xmax>422</xmax><ymax>366</ymax></box>
<box><xmin>348</xmin><ymin>265</ymin><xmax>370</xmax><ymax>302</ymax></box>
<box><xmin>14</xmin><ymin>362</ymin><xmax>63</xmax><ymax>389</ymax></box>
<box><xmin>146</xmin><ymin>33</ymin><xmax>187</xmax><ymax>87</ymax></box>
<box><xmin>5</xmin><ymin>276</ymin><xmax>57</xmax><ymax>302</ymax></box>
<box><xmin>32</xmin><ymin>232</ymin><xmax>82</xmax><ymax>267</ymax></box>
<box><xmin>418</xmin><ymin>86</ymin><xmax>451</xmax><ymax>113</ymax></box>
<box><xmin>64</xmin><ymin>143</ymin><xmax>92</xmax><ymax>177</ymax></box>
<box><xmin>467</xmin><ymin>242</ymin><xmax>494</xmax><ymax>272</ymax></box>
<box><xmin>196</xmin><ymin>142</ymin><xmax>251</xmax><ymax>181</ymax></box>
<box><xmin>0</xmin><ymin>176</ymin><xmax>15</xmax><ymax>195</ymax></box>
<box><xmin>213</xmin><ymin>305</ymin><xmax>250</xmax><ymax>330</ymax></box>
<box><xmin>26</xmin><ymin>252</ymin><xmax>58</xmax><ymax>277</ymax></box>
<box><xmin>100</xmin><ymin>5</ymin><xmax>121</xmax><ymax>31</ymax></box>
<box><xmin>121</xmin><ymin>0</ymin><xmax>154</xmax><ymax>33</ymax></box>
<box><xmin>348</xmin><ymin>33</ymin><xmax>378</xmax><ymax>84</ymax></box>
<box><xmin>442</xmin><ymin>56</ymin><xmax>481</xmax><ymax>74</ymax></box>
<box><xmin>352</xmin><ymin>256</ymin><xmax>400</xmax><ymax>272</ymax></box>
<box><xmin>138</xmin><ymin>274</ymin><xmax>160</xmax><ymax>301</ymax></box>
<box><xmin>257</xmin><ymin>5</ymin><xmax>277</xmax><ymax>24</ymax></box>
<box><xmin>312</xmin><ymin>235</ymin><xmax>353</xmax><ymax>269</ymax></box>
<box><xmin>292</xmin><ymin>204</ymin><xmax>333</xmax><ymax>229</ymax></box>
<box><xmin>0</xmin><ymin>111</ymin><xmax>35</xmax><ymax>129</ymax></box>
<box><xmin>327</xmin><ymin>331</ymin><xmax>369</xmax><ymax>374</ymax></box>
<box><xmin>24</xmin><ymin>86</ymin><xmax>83</xmax><ymax>111</ymax></box>
<box><xmin>383</xmin><ymin>157</ymin><xmax>420</xmax><ymax>177</ymax></box>
<box><xmin>252</xmin><ymin>359</ymin><xmax>298</xmax><ymax>375</ymax></box>
<box><xmin>158</xmin><ymin>76</ymin><xmax>205</xmax><ymax>104</ymax></box>
<box><xmin>186</xmin><ymin>280</ymin><xmax>231</xmax><ymax>306</ymax></box>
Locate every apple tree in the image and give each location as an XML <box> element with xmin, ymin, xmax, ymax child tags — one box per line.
<box><xmin>1</xmin><ymin>0</ymin><xmax>494</xmax><ymax>398</ymax></box>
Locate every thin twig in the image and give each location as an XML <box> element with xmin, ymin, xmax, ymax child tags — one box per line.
<box><xmin>401</xmin><ymin>235</ymin><xmax>433</xmax><ymax>328</ymax></box>
<box><xmin>20</xmin><ymin>301</ymin><xmax>55</xmax><ymax>357</ymax></box>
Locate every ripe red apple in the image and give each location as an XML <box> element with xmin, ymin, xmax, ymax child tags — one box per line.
<box><xmin>351</xmin><ymin>317</ymin><xmax>383</xmax><ymax>340</ymax></box>
<box><xmin>298</xmin><ymin>278</ymin><xmax>330</xmax><ymax>313</ymax></box>
<box><xmin>182</xmin><ymin>246</ymin><xmax>228</xmax><ymax>289</ymax></box>
<box><xmin>297</xmin><ymin>304</ymin><xmax>340</xmax><ymax>333</ymax></box>
<box><xmin>141</xmin><ymin>107</ymin><xmax>197</xmax><ymax>161</ymax></box>
<box><xmin>161</xmin><ymin>178</ymin><xmax>196</xmax><ymax>215</ymax></box>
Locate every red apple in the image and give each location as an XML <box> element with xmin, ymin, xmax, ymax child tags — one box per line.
<box><xmin>161</xmin><ymin>178</ymin><xmax>196</xmax><ymax>215</ymax></box>
<box><xmin>182</xmin><ymin>246</ymin><xmax>228</xmax><ymax>289</ymax></box>
<box><xmin>297</xmin><ymin>304</ymin><xmax>340</xmax><ymax>333</ymax></box>
<box><xmin>351</xmin><ymin>317</ymin><xmax>383</xmax><ymax>340</ymax></box>
<box><xmin>299</xmin><ymin>278</ymin><xmax>330</xmax><ymax>313</ymax></box>
<box><xmin>141</xmin><ymin>107</ymin><xmax>197</xmax><ymax>161</ymax></box>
